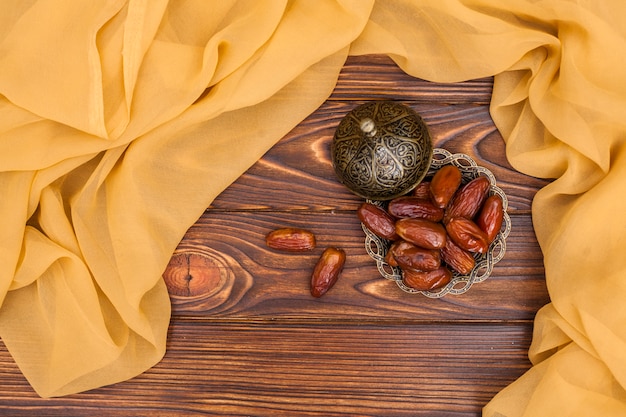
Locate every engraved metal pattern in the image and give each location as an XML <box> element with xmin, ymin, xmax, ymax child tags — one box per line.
<box><xmin>362</xmin><ymin>148</ymin><xmax>512</xmax><ymax>297</ymax></box>
<box><xmin>331</xmin><ymin>101</ymin><xmax>433</xmax><ymax>200</ymax></box>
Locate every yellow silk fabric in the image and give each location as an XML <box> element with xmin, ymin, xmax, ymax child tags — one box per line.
<box><xmin>0</xmin><ymin>1</ymin><xmax>624</xmax><ymax>415</ymax></box>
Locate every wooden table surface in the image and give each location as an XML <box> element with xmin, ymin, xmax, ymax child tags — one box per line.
<box><xmin>0</xmin><ymin>55</ymin><xmax>550</xmax><ymax>416</ymax></box>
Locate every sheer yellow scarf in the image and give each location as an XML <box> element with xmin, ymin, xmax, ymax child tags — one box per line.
<box><xmin>1</xmin><ymin>1</ymin><xmax>625</xmax><ymax>415</ymax></box>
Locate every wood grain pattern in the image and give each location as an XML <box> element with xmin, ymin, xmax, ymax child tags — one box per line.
<box><xmin>0</xmin><ymin>55</ymin><xmax>549</xmax><ymax>416</ymax></box>
<box><xmin>0</xmin><ymin>322</ymin><xmax>533</xmax><ymax>417</ymax></box>
<box><xmin>330</xmin><ymin>55</ymin><xmax>494</xmax><ymax>104</ymax></box>
<box><xmin>168</xmin><ymin>212</ymin><xmax>547</xmax><ymax>320</ymax></box>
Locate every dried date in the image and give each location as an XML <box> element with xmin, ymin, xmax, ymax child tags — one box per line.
<box><xmin>388</xmin><ymin>196</ymin><xmax>444</xmax><ymax>222</ymax></box>
<box><xmin>476</xmin><ymin>195</ymin><xmax>504</xmax><ymax>243</ymax></box>
<box><xmin>412</xmin><ymin>181</ymin><xmax>431</xmax><ymax>199</ymax></box>
<box><xmin>389</xmin><ymin>240</ymin><xmax>441</xmax><ymax>271</ymax></box>
<box><xmin>395</xmin><ymin>218</ymin><xmax>447</xmax><ymax>250</ymax></box>
<box><xmin>443</xmin><ymin>175</ymin><xmax>490</xmax><ymax>223</ymax></box>
<box><xmin>446</xmin><ymin>217</ymin><xmax>489</xmax><ymax>254</ymax></box>
<box><xmin>266</xmin><ymin>228</ymin><xmax>316</xmax><ymax>252</ymax></box>
<box><xmin>385</xmin><ymin>243</ymin><xmax>399</xmax><ymax>267</ymax></box>
<box><xmin>430</xmin><ymin>165</ymin><xmax>462</xmax><ymax>209</ymax></box>
<box><xmin>440</xmin><ymin>237</ymin><xmax>475</xmax><ymax>275</ymax></box>
<box><xmin>357</xmin><ymin>202</ymin><xmax>399</xmax><ymax>240</ymax></box>
<box><xmin>402</xmin><ymin>266</ymin><xmax>452</xmax><ymax>291</ymax></box>
<box><xmin>311</xmin><ymin>247</ymin><xmax>346</xmax><ymax>298</ymax></box>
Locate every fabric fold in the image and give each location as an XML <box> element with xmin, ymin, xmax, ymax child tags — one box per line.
<box><xmin>0</xmin><ymin>0</ymin><xmax>127</xmax><ymax>138</ymax></box>
<box><xmin>0</xmin><ymin>0</ymin><xmax>372</xmax><ymax>397</ymax></box>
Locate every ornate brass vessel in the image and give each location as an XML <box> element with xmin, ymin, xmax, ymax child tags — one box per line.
<box><xmin>331</xmin><ymin>101</ymin><xmax>433</xmax><ymax>200</ymax></box>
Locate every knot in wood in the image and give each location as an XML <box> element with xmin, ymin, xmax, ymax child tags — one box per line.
<box><xmin>163</xmin><ymin>252</ymin><xmax>225</xmax><ymax>297</ymax></box>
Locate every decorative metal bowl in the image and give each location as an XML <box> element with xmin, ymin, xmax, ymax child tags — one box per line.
<box><xmin>362</xmin><ymin>148</ymin><xmax>511</xmax><ymax>297</ymax></box>
<box><xmin>331</xmin><ymin>101</ymin><xmax>433</xmax><ymax>200</ymax></box>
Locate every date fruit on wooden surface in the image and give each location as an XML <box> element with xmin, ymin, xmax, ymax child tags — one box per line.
<box><xmin>387</xmin><ymin>196</ymin><xmax>444</xmax><ymax>222</ymax></box>
<box><xmin>311</xmin><ymin>247</ymin><xmax>346</xmax><ymax>298</ymax></box>
<box><xmin>266</xmin><ymin>228</ymin><xmax>316</xmax><ymax>252</ymax></box>
<box><xmin>385</xmin><ymin>243</ymin><xmax>399</xmax><ymax>267</ymax></box>
<box><xmin>357</xmin><ymin>203</ymin><xmax>399</xmax><ymax>241</ymax></box>
<box><xmin>402</xmin><ymin>266</ymin><xmax>452</xmax><ymax>291</ymax></box>
<box><xmin>440</xmin><ymin>237</ymin><xmax>476</xmax><ymax>275</ymax></box>
<box><xmin>476</xmin><ymin>195</ymin><xmax>504</xmax><ymax>243</ymax></box>
<box><xmin>389</xmin><ymin>240</ymin><xmax>441</xmax><ymax>271</ymax></box>
<box><xmin>430</xmin><ymin>165</ymin><xmax>462</xmax><ymax>209</ymax></box>
<box><xmin>443</xmin><ymin>176</ymin><xmax>490</xmax><ymax>224</ymax></box>
<box><xmin>412</xmin><ymin>181</ymin><xmax>431</xmax><ymax>199</ymax></box>
<box><xmin>395</xmin><ymin>218</ymin><xmax>447</xmax><ymax>250</ymax></box>
<box><xmin>446</xmin><ymin>217</ymin><xmax>489</xmax><ymax>254</ymax></box>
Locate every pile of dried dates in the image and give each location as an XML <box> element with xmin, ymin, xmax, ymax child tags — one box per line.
<box><xmin>358</xmin><ymin>164</ymin><xmax>504</xmax><ymax>292</ymax></box>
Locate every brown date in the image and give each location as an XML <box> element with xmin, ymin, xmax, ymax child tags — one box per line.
<box><xmin>266</xmin><ymin>228</ymin><xmax>316</xmax><ymax>252</ymax></box>
<box><xmin>385</xmin><ymin>243</ymin><xmax>399</xmax><ymax>267</ymax></box>
<box><xmin>357</xmin><ymin>202</ymin><xmax>399</xmax><ymax>240</ymax></box>
<box><xmin>476</xmin><ymin>194</ymin><xmax>504</xmax><ymax>243</ymax></box>
<box><xmin>430</xmin><ymin>165</ymin><xmax>462</xmax><ymax>209</ymax></box>
<box><xmin>389</xmin><ymin>240</ymin><xmax>441</xmax><ymax>271</ymax></box>
<box><xmin>412</xmin><ymin>181</ymin><xmax>431</xmax><ymax>199</ymax></box>
<box><xmin>388</xmin><ymin>196</ymin><xmax>444</xmax><ymax>222</ymax></box>
<box><xmin>311</xmin><ymin>247</ymin><xmax>346</xmax><ymax>298</ymax></box>
<box><xmin>446</xmin><ymin>217</ymin><xmax>489</xmax><ymax>254</ymax></box>
<box><xmin>402</xmin><ymin>266</ymin><xmax>452</xmax><ymax>291</ymax></box>
<box><xmin>443</xmin><ymin>175</ymin><xmax>490</xmax><ymax>224</ymax></box>
<box><xmin>441</xmin><ymin>237</ymin><xmax>475</xmax><ymax>275</ymax></box>
<box><xmin>395</xmin><ymin>218</ymin><xmax>447</xmax><ymax>250</ymax></box>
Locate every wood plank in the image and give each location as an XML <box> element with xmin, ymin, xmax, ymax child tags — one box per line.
<box><xmin>209</xmin><ymin>101</ymin><xmax>548</xmax><ymax>213</ymax></box>
<box><xmin>165</xmin><ymin>211</ymin><xmax>548</xmax><ymax>320</ymax></box>
<box><xmin>330</xmin><ymin>55</ymin><xmax>494</xmax><ymax>105</ymax></box>
<box><xmin>0</xmin><ymin>322</ymin><xmax>533</xmax><ymax>417</ymax></box>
